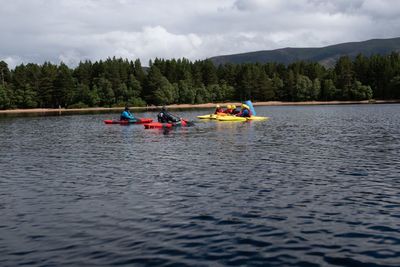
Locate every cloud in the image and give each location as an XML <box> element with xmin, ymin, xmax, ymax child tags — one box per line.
<box><xmin>0</xmin><ymin>0</ymin><xmax>399</xmax><ymax>68</ymax></box>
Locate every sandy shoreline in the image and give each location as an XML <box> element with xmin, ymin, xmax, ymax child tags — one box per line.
<box><xmin>0</xmin><ymin>100</ymin><xmax>398</xmax><ymax>114</ymax></box>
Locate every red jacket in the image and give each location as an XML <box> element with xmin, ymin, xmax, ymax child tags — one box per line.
<box><xmin>214</xmin><ymin>107</ymin><xmax>224</xmax><ymax>114</ymax></box>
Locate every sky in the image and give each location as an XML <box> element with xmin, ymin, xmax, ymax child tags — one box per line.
<box><xmin>1</xmin><ymin>0</ymin><xmax>400</xmax><ymax>68</ymax></box>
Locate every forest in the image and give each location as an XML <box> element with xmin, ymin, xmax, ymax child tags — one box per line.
<box><xmin>0</xmin><ymin>52</ymin><xmax>400</xmax><ymax>109</ymax></box>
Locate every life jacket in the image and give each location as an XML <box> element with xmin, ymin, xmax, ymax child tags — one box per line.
<box><xmin>214</xmin><ymin>107</ymin><xmax>224</xmax><ymax>114</ymax></box>
<box><xmin>225</xmin><ymin>108</ymin><xmax>234</xmax><ymax>114</ymax></box>
<box><xmin>157</xmin><ymin>112</ymin><xmax>167</xmax><ymax>122</ymax></box>
<box><xmin>120</xmin><ymin>110</ymin><xmax>134</xmax><ymax>120</ymax></box>
<box><xmin>158</xmin><ymin>111</ymin><xmax>179</xmax><ymax>123</ymax></box>
<box><xmin>238</xmin><ymin>108</ymin><xmax>251</xmax><ymax>117</ymax></box>
<box><xmin>232</xmin><ymin>108</ymin><xmax>240</xmax><ymax>115</ymax></box>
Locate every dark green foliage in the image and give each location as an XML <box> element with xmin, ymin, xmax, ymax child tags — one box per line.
<box><xmin>73</xmin><ymin>61</ymin><xmax>92</xmax><ymax>86</ymax></box>
<box><xmin>38</xmin><ymin>62</ymin><xmax>58</xmax><ymax>108</ymax></box>
<box><xmin>68</xmin><ymin>102</ymin><xmax>89</xmax><ymax>109</ymax></box>
<box><xmin>0</xmin><ymin>84</ymin><xmax>12</xmax><ymax>109</ymax></box>
<box><xmin>177</xmin><ymin>79</ymin><xmax>196</xmax><ymax>104</ymax></box>
<box><xmin>389</xmin><ymin>76</ymin><xmax>400</xmax><ymax>99</ymax></box>
<box><xmin>0</xmin><ymin>61</ymin><xmax>11</xmax><ymax>85</ymax></box>
<box><xmin>152</xmin><ymin>77</ymin><xmax>177</xmax><ymax>105</ymax></box>
<box><xmin>1</xmin><ymin>53</ymin><xmax>399</xmax><ymax>109</ymax></box>
<box><xmin>54</xmin><ymin>63</ymin><xmax>75</xmax><ymax>107</ymax></box>
<box><xmin>94</xmin><ymin>77</ymin><xmax>114</xmax><ymax>107</ymax></box>
<box><xmin>144</xmin><ymin>65</ymin><xmax>165</xmax><ymax>104</ymax></box>
<box><xmin>350</xmin><ymin>81</ymin><xmax>373</xmax><ymax>100</ymax></box>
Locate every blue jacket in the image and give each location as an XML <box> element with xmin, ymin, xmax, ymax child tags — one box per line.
<box><xmin>120</xmin><ymin>110</ymin><xmax>136</xmax><ymax>120</ymax></box>
<box><xmin>237</xmin><ymin>108</ymin><xmax>251</xmax><ymax>117</ymax></box>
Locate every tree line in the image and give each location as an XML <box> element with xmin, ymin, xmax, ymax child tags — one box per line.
<box><xmin>0</xmin><ymin>52</ymin><xmax>400</xmax><ymax>109</ymax></box>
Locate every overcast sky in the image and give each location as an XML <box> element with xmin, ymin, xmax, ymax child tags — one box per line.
<box><xmin>1</xmin><ymin>0</ymin><xmax>400</xmax><ymax>68</ymax></box>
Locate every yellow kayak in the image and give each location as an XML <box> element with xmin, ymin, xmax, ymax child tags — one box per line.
<box><xmin>197</xmin><ymin>113</ymin><xmax>229</xmax><ymax>119</ymax></box>
<box><xmin>218</xmin><ymin>116</ymin><xmax>269</xmax><ymax>122</ymax></box>
<box><xmin>217</xmin><ymin>116</ymin><xmax>247</xmax><ymax>122</ymax></box>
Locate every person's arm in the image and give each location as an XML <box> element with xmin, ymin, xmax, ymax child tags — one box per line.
<box><xmin>168</xmin><ymin>114</ymin><xmax>175</xmax><ymax>122</ymax></box>
<box><xmin>164</xmin><ymin>112</ymin><xmax>175</xmax><ymax>122</ymax></box>
<box><xmin>128</xmin><ymin>112</ymin><xmax>136</xmax><ymax>120</ymax></box>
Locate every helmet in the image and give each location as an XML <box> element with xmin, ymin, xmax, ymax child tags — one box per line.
<box><xmin>216</xmin><ymin>104</ymin><xmax>220</xmax><ymax>108</ymax></box>
<box><xmin>232</xmin><ymin>105</ymin><xmax>236</xmax><ymax>109</ymax></box>
<box><xmin>242</xmin><ymin>104</ymin><xmax>250</xmax><ymax>109</ymax></box>
<box><xmin>124</xmin><ymin>106</ymin><xmax>129</xmax><ymax>111</ymax></box>
<box><xmin>161</xmin><ymin>106</ymin><xmax>166</xmax><ymax>111</ymax></box>
<box><xmin>227</xmin><ymin>105</ymin><xmax>231</xmax><ymax>109</ymax></box>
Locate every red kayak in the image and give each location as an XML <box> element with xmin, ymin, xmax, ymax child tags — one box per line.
<box><xmin>104</xmin><ymin>118</ymin><xmax>153</xmax><ymax>125</ymax></box>
<box><xmin>144</xmin><ymin>120</ymin><xmax>188</xmax><ymax>129</ymax></box>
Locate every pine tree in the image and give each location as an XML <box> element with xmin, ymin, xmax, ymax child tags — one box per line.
<box><xmin>39</xmin><ymin>62</ymin><xmax>58</xmax><ymax>107</ymax></box>
<box><xmin>0</xmin><ymin>84</ymin><xmax>12</xmax><ymax>109</ymax></box>
<box><xmin>54</xmin><ymin>63</ymin><xmax>75</xmax><ymax>107</ymax></box>
<box><xmin>335</xmin><ymin>56</ymin><xmax>354</xmax><ymax>100</ymax></box>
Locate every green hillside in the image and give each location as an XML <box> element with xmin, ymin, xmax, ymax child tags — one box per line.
<box><xmin>210</xmin><ymin>37</ymin><xmax>400</xmax><ymax>67</ymax></box>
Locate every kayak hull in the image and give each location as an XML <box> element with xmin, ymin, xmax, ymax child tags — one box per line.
<box><xmin>144</xmin><ymin>122</ymin><xmax>173</xmax><ymax>129</ymax></box>
<box><xmin>197</xmin><ymin>113</ymin><xmax>230</xmax><ymax>119</ymax></box>
<box><xmin>144</xmin><ymin>120</ymin><xmax>188</xmax><ymax>129</ymax></box>
<box><xmin>104</xmin><ymin>118</ymin><xmax>153</xmax><ymax>125</ymax></box>
<box><xmin>217</xmin><ymin>116</ymin><xmax>269</xmax><ymax>122</ymax></box>
<box><xmin>218</xmin><ymin>116</ymin><xmax>247</xmax><ymax>122</ymax></box>
<box><xmin>197</xmin><ymin>114</ymin><xmax>217</xmax><ymax>119</ymax></box>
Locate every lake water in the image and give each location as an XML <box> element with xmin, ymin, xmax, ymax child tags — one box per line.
<box><xmin>1</xmin><ymin>104</ymin><xmax>400</xmax><ymax>266</ymax></box>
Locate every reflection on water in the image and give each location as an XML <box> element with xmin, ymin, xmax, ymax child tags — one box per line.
<box><xmin>1</xmin><ymin>104</ymin><xmax>400</xmax><ymax>266</ymax></box>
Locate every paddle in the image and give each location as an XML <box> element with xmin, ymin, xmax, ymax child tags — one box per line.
<box><xmin>183</xmin><ymin>119</ymin><xmax>195</xmax><ymax>127</ymax></box>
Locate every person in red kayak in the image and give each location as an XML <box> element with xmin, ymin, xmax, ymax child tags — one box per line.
<box><xmin>157</xmin><ymin>106</ymin><xmax>181</xmax><ymax>123</ymax></box>
<box><xmin>236</xmin><ymin>104</ymin><xmax>252</xmax><ymax>117</ymax></box>
<box><xmin>120</xmin><ymin>106</ymin><xmax>137</xmax><ymax>121</ymax></box>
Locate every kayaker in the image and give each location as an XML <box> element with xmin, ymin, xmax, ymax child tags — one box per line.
<box><xmin>120</xmin><ymin>106</ymin><xmax>137</xmax><ymax>121</ymax></box>
<box><xmin>236</xmin><ymin>104</ymin><xmax>252</xmax><ymax>117</ymax></box>
<box><xmin>231</xmin><ymin>105</ymin><xmax>240</xmax><ymax>115</ymax></box>
<box><xmin>224</xmin><ymin>104</ymin><xmax>234</xmax><ymax>114</ymax></box>
<box><xmin>157</xmin><ymin>106</ymin><xmax>180</xmax><ymax>123</ymax></box>
<box><xmin>214</xmin><ymin>104</ymin><xmax>224</xmax><ymax>114</ymax></box>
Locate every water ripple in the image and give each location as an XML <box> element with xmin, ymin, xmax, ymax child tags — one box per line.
<box><xmin>1</xmin><ymin>105</ymin><xmax>400</xmax><ymax>266</ymax></box>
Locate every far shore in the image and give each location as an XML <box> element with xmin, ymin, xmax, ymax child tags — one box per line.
<box><xmin>0</xmin><ymin>100</ymin><xmax>399</xmax><ymax>114</ymax></box>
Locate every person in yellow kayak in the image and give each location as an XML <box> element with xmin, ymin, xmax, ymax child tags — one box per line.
<box><xmin>224</xmin><ymin>104</ymin><xmax>234</xmax><ymax>114</ymax></box>
<box><xmin>214</xmin><ymin>104</ymin><xmax>224</xmax><ymax>114</ymax></box>
<box><xmin>231</xmin><ymin>104</ymin><xmax>240</xmax><ymax>115</ymax></box>
<box><xmin>236</xmin><ymin>104</ymin><xmax>252</xmax><ymax>117</ymax></box>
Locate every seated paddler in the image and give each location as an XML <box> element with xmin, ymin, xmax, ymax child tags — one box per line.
<box><xmin>236</xmin><ymin>104</ymin><xmax>252</xmax><ymax>117</ymax></box>
<box><xmin>157</xmin><ymin>106</ymin><xmax>181</xmax><ymax>123</ymax></box>
<box><xmin>214</xmin><ymin>104</ymin><xmax>224</xmax><ymax>114</ymax></box>
<box><xmin>120</xmin><ymin>106</ymin><xmax>137</xmax><ymax>121</ymax></box>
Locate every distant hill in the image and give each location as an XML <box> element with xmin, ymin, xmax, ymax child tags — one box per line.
<box><xmin>209</xmin><ymin>37</ymin><xmax>400</xmax><ymax>67</ymax></box>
